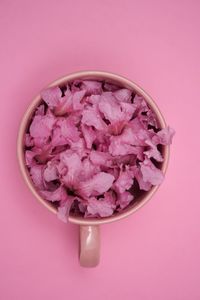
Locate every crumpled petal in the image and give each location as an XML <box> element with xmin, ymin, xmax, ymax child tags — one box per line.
<box><xmin>79</xmin><ymin>158</ymin><xmax>99</xmax><ymax>181</ymax></box>
<box><xmin>43</xmin><ymin>161</ymin><xmax>58</xmax><ymax>182</ymax></box>
<box><xmin>117</xmin><ymin>191</ymin><xmax>133</xmax><ymax>209</ymax></box>
<box><xmin>60</xmin><ymin>150</ymin><xmax>82</xmax><ymax>184</ymax></box>
<box><xmin>120</xmin><ymin>102</ymin><xmax>136</xmax><ymax>121</ymax></box>
<box><xmin>132</xmin><ymin>94</ymin><xmax>149</xmax><ymax>116</ymax></box>
<box><xmin>114</xmin><ymin>167</ymin><xmax>134</xmax><ymax>193</ymax></box>
<box><xmin>82</xmin><ymin>104</ymin><xmax>107</xmax><ymax>130</ymax></box>
<box><xmin>40</xmin><ymin>186</ymin><xmax>67</xmax><ymax>202</ymax></box>
<box><xmin>98</xmin><ymin>92</ymin><xmax>122</xmax><ymax>123</ymax></box>
<box><xmin>89</xmin><ymin>150</ymin><xmax>112</xmax><ymax>167</ymax></box>
<box><xmin>114</xmin><ymin>88</ymin><xmax>132</xmax><ymax>102</ymax></box>
<box><xmin>113</xmin><ymin>154</ymin><xmax>136</xmax><ymax>166</ymax></box>
<box><xmin>78</xmin><ymin>172</ymin><xmax>115</xmax><ymax>197</ymax></box>
<box><xmin>81</xmin><ymin>80</ymin><xmax>102</xmax><ymax>95</ymax></box>
<box><xmin>103</xmin><ymin>82</ymin><xmax>119</xmax><ymax>91</ymax></box>
<box><xmin>41</xmin><ymin>86</ymin><xmax>62</xmax><ymax>107</ymax></box>
<box><xmin>57</xmin><ymin>198</ymin><xmax>75</xmax><ymax>222</ymax></box>
<box><xmin>140</xmin><ymin>158</ymin><xmax>164</xmax><ymax>185</ymax></box>
<box><xmin>81</xmin><ymin>125</ymin><xmax>96</xmax><ymax>149</ymax></box>
<box><xmin>109</xmin><ymin>139</ymin><xmax>144</xmax><ymax>158</ymax></box>
<box><xmin>30</xmin><ymin>165</ymin><xmax>44</xmax><ymax>189</ymax></box>
<box><xmin>25</xmin><ymin>150</ymin><xmax>36</xmax><ymax>166</ymax></box>
<box><xmin>153</xmin><ymin>126</ymin><xmax>175</xmax><ymax>145</ymax></box>
<box><xmin>69</xmin><ymin>137</ymin><xmax>87</xmax><ymax>158</ymax></box>
<box><xmin>35</xmin><ymin>104</ymin><xmax>45</xmax><ymax>116</ymax></box>
<box><xmin>144</xmin><ymin>139</ymin><xmax>163</xmax><ymax>162</ymax></box>
<box><xmin>51</xmin><ymin>126</ymin><xmax>68</xmax><ymax>147</ymax></box>
<box><xmin>109</xmin><ymin>126</ymin><xmax>145</xmax><ymax>158</ymax></box>
<box><xmin>32</xmin><ymin>145</ymin><xmax>52</xmax><ymax>163</ymax></box>
<box><xmin>30</xmin><ymin>114</ymin><xmax>56</xmax><ymax>138</ymax></box>
<box><xmin>54</xmin><ymin>95</ymin><xmax>73</xmax><ymax>116</ymax></box>
<box><xmin>87</xmin><ymin>94</ymin><xmax>101</xmax><ymax>105</ymax></box>
<box><xmin>131</xmin><ymin>166</ymin><xmax>152</xmax><ymax>191</ymax></box>
<box><xmin>25</xmin><ymin>134</ymin><xmax>34</xmax><ymax>147</ymax></box>
<box><xmin>72</xmin><ymin>90</ymin><xmax>86</xmax><ymax>110</ymax></box>
<box><xmin>58</xmin><ymin>117</ymin><xmax>80</xmax><ymax>142</ymax></box>
<box><xmin>87</xmin><ymin>192</ymin><xmax>116</xmax><ymax>217</ymax></box>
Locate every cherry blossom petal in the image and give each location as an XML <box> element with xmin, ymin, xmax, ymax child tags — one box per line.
<box><xmin>78</xmin><ymin>172</ymin><xmax>115</xmax><ymax>197</ymax></box>
<box><xmin>82</xmin><ymin>105</ymin><xmax>107</xmax><ymax>130</ymax></box>
<box><xmin>81</xmin><ymin>125</ymin><xmax>96</xmax><ymax>149</ymax></box>
<box><xmin>87</xmin><ymin>196</ymin><xmax>114</xmax><ymax>217</ymax></box>
<box><xmin>117</xmin><ymin>191</ymin><xmax>133</xmax><ymax>209</ymax></box>
<box><xmin>41</xmin><ymin>86</ymin><xmax>62</xmax><ymax>107</ymax></box>
<box><xmin>43</xmin><ymin>161</ymin><xmax>58</xmax><ymax>182</ymax></box>
<box><xmin>30</xmin><ymin>165</ymin><xmax>44</xmax><ymax>189</ymax></box>
<box><xmin>30</xmin><ymin>114</ymin><xmax>56</xmax><ymax>138</ymax></box>
<box><xmin>115</xmin><ymin>167</ymin><xmax>134</xmax><ymax>193</ymax></box>
<box><xmin>114</xmin><ymin>88</ymin><xmax>132</xmax><ymax>102</ymax></box>
<box><xmin>140</xmin><ymin>158</ymin><xmax>164</xmax><ymax>185</ymax></box>
<box><xmin>40</xmin><ymin>186</ymin><xmax>67</xmax><ymax>202</ymax></box>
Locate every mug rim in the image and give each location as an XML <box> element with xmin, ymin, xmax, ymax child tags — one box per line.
<box><xmin>17</xmin><ymin>70</ymin><xmax>170</xmax><ymax>225</ymax></box>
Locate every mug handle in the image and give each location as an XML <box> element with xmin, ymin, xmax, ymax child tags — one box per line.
<box><xmin>79</xmin><ymin>225</ymin><xmax>100</xmax><ymax>267</ymax></box>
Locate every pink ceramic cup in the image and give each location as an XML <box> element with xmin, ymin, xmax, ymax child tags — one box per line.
<box><xmin>17</xmin><ymin>71</ymin><xmax>169</xmax><ymax>268</ymax></box>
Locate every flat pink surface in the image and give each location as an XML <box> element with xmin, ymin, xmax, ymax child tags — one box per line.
<box><xmin>0</xmin><ymin>1</ymin><xmax>200</xmax><ymax>299</ymax></box>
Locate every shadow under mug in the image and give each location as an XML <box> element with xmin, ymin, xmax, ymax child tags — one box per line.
<box><xmin>17</xmin><ymin>71</ymin><xmax>170</xmax><ymax>267</ymax></box>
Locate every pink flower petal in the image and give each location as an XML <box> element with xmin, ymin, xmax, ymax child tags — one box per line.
<box><xmin>109</xmin><ymin>127</ymin><xmax>145</xmax><ymax>158</ymax></box>
<box><xmin>103</xmin><ymin>82</ymin><xmax>119</xmax><ymax>91</ymax></box>
<box><xmin>72</xmin><ymin>90</ymin><xmax>86</xmax><ymax>110</ymax></box>
<box><xmin>25</xmin><ymin>134</ymin><xmax>34</xmax><ymax>147</ymax></box>
<box><xmin>43</xmin><ymin>161</ymin><xmax>58</xmax><ymax>182</ymax></box>
<box><xmin>113</xmin><ymin>154</ymin><xmax>136</xmax><ymax>166</ymax></box>
<box><xmin>89</xmin><ymin>150</ymin><xmax>112</xmax><ymax>167</ymax></box>
<box><xmin>30</xmin><ymin>165</ymin><xmax>44</xmax><ymax>189</ymax></box>
<box><xmin>79</xmin><ymin>158</ymin><xmax>100</xmax><ymax>181</ymax></box>
<box><xmin>54</xmin><ymin>95</ymin><xmax>73</xmax><ymax>116</ymax></box>
<box><xmin>153</xmin><ymin>126</ymin><xmax>175</xmax><ymax>145</ymax></box>
<box><xmin>32</xmin><ymin>145</ymin><xmax>52</xmax><ymax>163</ymax></box>
<box><xmin>60</xmin><ymin>150</ymin><xmax>82</xmax><ymax>182</ymax></box>
<box><xmin>57</xmin><ymin>197</ymin><xmax>74</xmax><ymax>223</ymax></box>
<box><xmin>132</xmin><ymin>94</ymin><xmax>149</xmax><ymax>115</ymax></box>
<box><xmin>81</xmin><ymin>125</ymin><xmax>96</xmax><ymax>149</ymax></box>
<box><xmin>81</xmin><ymin>104</ymin><xmax>107</xmax><ymax>130</ymax></box>
<box><xmin>131</xmin><ymin>166</ymin><xmax>152</xmax><ymax>191</ymax></box>
<box><xmin>39</xmin><ymin>186</ymin><xmax>67</xmax><ymax>202</ymax></box>
<box><xmin>59</xmin><ymin>117</ymin><xmax>80</xmax><ymax>142</ymax></box>
<box><xmin>78</xmin><ymin>172</ymin><xmax>115</xmax><ymax>197</ymax></box>
<box><xmin>87</xmin><ymin>196</ymin><xmax>115</xmax><ymax>217</ymax></box>
<box><xmin>120</xmin><ymin>102</ymin><xmax>136</xmax><ymax>120</ymax></box>
<box><xmin>114</xmin><ymin>88</ymin><xmax>132</xmax><ymax>102</ymax></box>
<box><xmin>87</xmin><ymin>94</ymin><xmax>101</xmax><ymax>105</ymax></box>
<box><xmin>144</xmin><ymin>139</ymin><xmax>163</xmax><ymax>162</ymax></box>
<box><xmin>98</xmin><ymin>92</ymin><xmax>122</xmax><ymax>123</ymax></box>
<box><xmin>30</xmin><ymin>114</ymin><xmax>56</xmax><ymax>139</ymax></box>
<box><xmin>35</xmin><ymin>105</ymin><xmax>45</xmax><ymax>116</ymax></box>
<box><xmin>117</xmin><ymin>191</ymin><xmax>133</xmax><ymax>209</ymax></box>
<box><xmin>109</xmin><ymin>139</ymin><xmax>139</xmax><ymax>156</ymax></box>
<box><xmin>41</xmin><ymin>86</ymin><xmax>62</xmax><ymax>107</ymax></box>
<box><xmin>114</xmin><ymin>167</ymin><xmax>134</xmax><ymax>193</ymax></box>
<box><xmin>25</xmin><ymin>150</ymin><xmax>36</xmax><ymax>166</ymax></box>
<box><xmin>81</xmin><ymin>80</ymin><xmax>102</xmax><ymax>95</ymax></box>
<box><xmin>69</xmin><ymin>137</ymin><xmax>87</xmax><ymax>158</ymax></box>
<box><xmin>51</xmin><ymin>126</ymin><xmax>68</xmax><ymax>147</ymax></box>
<box><xmin>140</xmin><ymin>158</ymin><xmax>164</xmax><ymax>185</ymax></box>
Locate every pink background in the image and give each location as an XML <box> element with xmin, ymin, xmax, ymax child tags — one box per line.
<box><xmin>0</xmin><ymin>0</ymin><xmax>200</xmax><ymax>299</ymax></box>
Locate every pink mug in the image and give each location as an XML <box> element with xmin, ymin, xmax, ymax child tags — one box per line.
<box><xmin>17</xmin><ymin>71</ymin><xmax>169</xmax><ymax>267</ymax></box>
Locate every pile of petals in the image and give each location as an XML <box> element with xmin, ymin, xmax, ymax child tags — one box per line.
<box><xmin>24</xmin><ymin>80</ymin><xmax>174</xmax><ymax>222</ymax></box>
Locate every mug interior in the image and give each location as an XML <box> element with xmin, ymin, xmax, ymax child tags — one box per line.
<box><xmin>17</xmin><ymin>71</ymin><xmax>169</xmax><ymax>225</ymax></box>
